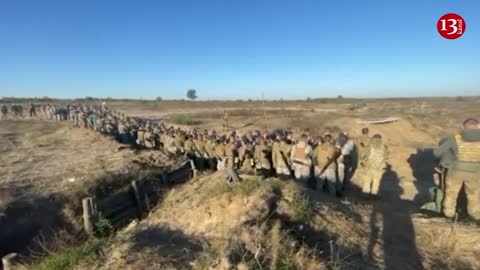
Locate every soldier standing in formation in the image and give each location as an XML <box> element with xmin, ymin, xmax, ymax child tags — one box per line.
<box><xmin>291</xmin><ymin>134</ymin><xmax>312</xmax><ymax>183</ymax></box>
<box><xmin>222</xmin><ymin>111</ymin><xmax>229</xmax><ymax>131</ymax></box>
<box><xmin>314</xmin><ymin>134</ymin><xmax>337</xmax><ymax>195</ymax></box>
<box><xmin>435</xmin><ymin>118</ymin><xmax>480</xmax><ymax>223</ymax></box>
<box><xmin>0</xmin><ymin>104</ymin><xmax>7</xmax><ymax>119</ymax></box>
<box><xmin>29</xmin><ymin>103</ymin><xmax>37</xmax><ymax>118</ymax></box>
<box><xmin>361</xmin><ymin>134</ymin><xmax>389</xmax><ymax>196</ymax></box>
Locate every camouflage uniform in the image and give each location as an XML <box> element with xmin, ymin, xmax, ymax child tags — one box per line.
<box><xmin>238</xmin><ymin>142</ymin><xmax>254</xmax><ymax>173</ymax></box>
<box><xmin>361</xmin><ymin>136</ymin><xmax>389</xmax><ymax>195</ymax></box>
<box><xmin>204</xmin><ymin>138</ymin><xmax>217</xmax><ymax>170</ymax></box>
<box><xmin>215</xmin><ymin>140</ymin><xmax>226</xmax><ymax>171</ymax></box>
<box><xmin>291</xmin><ymin>139</ymin><xmax>312</xmax><ymax>180</ymax></box>
<box><xmin>273</xmin><ymin>140</ymin><xmax>292</xmax><ymax>179</ymax></box>
<box><xmin>193</xmin><ymin>136</ymin><xmax>206</xmax><ymax>170</ymax></box>
<box><xmin>254</xmin><ymin>140</ymin><xmax>272</xmax><ymax>178</ymax></box>
<box><xmin>0</xmin><ymin>104</ymin><xmax>7</xmax><ymax>119</ymax></box>
<box><xmin>314</xmin><ymin>142</ymin><xmax>337</xmax><ymax>195</ymax></box>
<box><xmin>144</xmin><ymin>129</ymin><xmax>155</xmax><ymax>149</ymax></box>
<box><xmin>354</xmin><ymin>133</ymin><xmax>370</xmax><ymax>187</ymax></box>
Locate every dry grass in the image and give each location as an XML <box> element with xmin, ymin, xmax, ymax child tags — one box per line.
<box><xmin>2</xmin><ymin>98</ymin><xmax>480</xmax><ymax>269</ymax></box>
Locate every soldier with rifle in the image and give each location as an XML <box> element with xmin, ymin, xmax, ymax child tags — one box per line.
<box><xmin>291</xmin><ymin>133</ymin><xmax>313</xmax><ymax>183</ymax></box>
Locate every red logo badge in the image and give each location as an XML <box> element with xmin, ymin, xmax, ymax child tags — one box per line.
<box><xmin>437</xmin><ymin>13</ymin><xmax>466</xmax><ymax>39</ymax></box>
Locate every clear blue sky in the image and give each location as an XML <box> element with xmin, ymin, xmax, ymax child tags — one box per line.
<box><xmin>1</xmin><ymin>0</ymin><xmax>479</xmax><ymax>99</ymax></box>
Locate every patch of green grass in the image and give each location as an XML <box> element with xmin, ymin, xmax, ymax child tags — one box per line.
<box><xmin>201</xmin><ymin>182</ymin><xmax>233</xmax><ymax>202</ymax></box>
<box><xmin>192</xmin><ymin>245</ymin><xmax>220</xmax><ymax>270</ymax></box>
<box><xmin>94</xmin><ymin>214</ymin><xmax>114</xmax><ymax>238</ymax></box>
<box><xmin>236</xmin><ymin>178</ymin><xmax>262</xmax><ymax>196</ymax></box>
<box><xmin>31</xmin><ymin>239</ymin><xmax>105</xmax><ymax>270</ymax></box>
<box><xmin>291</xmin><ymin>193</ymin><xmax>311</xmax><ymax>221</ymax></box>
<box><xmin>276</xmin><ymin>250</ymin><xmax>300</xmax><ymax>270</ymax></box>
<box><xmin>201</xmin><ymin>177</ymin><xmax>264</xmax><ymax>202</ymax></box>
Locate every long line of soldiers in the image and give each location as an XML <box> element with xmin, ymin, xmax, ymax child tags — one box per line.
<box><xmin>1</xmin><ymin>102</ymin><xmax>390</xmax><ymax>197</ymax></box>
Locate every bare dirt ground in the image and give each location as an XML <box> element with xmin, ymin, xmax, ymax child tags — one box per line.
<box><xmin>102</xmin><ymin>98</ymin><xmax>480</xmax><ymax>269</ymax></box>
<box><xmin>1</xmin><ymin>97</ymin><xmax>480</xmax><ymax>269</ymax></box>
<box><xmin>0</xmin><ymin>119</ymin><xmax>176</xmax><ymax>259</ymax></box>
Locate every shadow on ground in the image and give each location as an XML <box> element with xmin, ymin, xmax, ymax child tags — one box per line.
<box><xmin>407</xmin><ymin>148</ymin><xmax>436</xmax><ymax>206</ymax></box>
<box><xmin>128</xmin><ymin>226</ymin><xmax>204</xmax><ymax>270</ymax></box>
<box><xmin>0</xmin><ymin>193</ymin><xmax>68</xmax><ymax>258</ymax></box>
<box><xmin>367</xmin><ymin>164</ymin><xmax>424</xmax><ymax>270</ymax></box>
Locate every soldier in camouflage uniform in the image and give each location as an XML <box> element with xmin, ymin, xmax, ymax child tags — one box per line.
<box><xmin>291</xmin><ymin>134</ymin><xmax>313</xmax><ymax>181</ymax></box>
<box><xmin>435</xmin><ymin>118</ymin><xmax>480</xmax><ymax>222</ymax></box>
<box><xmin>1</xmin><ymin>104</ymin><xmax>7</xmax><ymax>119</ymax></box>
<box><xmin>215</xmin><ymin>137</ymin><xmax>226</xmax><ymax>171</ymax></box>
<box><xmin>238</xmin><ymin>138</ymin><xmax>254</xmax><ymax>173</ymax></box>
<box><xmin>272</xmin><ymin>135</ymin><xmax>292</xmax><ymax>180</ymax></box>
<box><xmin>314</xmin><ymin>134</ymin><xmax>338</xmax><ymax>195</ymax></box>
<box><xmin>362</xmin><ymin>134</ymin><xmax>389</xmax><ymax>196</ymax></box>
<box><xmin>184</xmin><ymin>134</ymin><xmax>195</xmax><ymax>159</ymax></box>
<box><xmin>254</xmin><ymin>137</ymin><xmax>272</xmax><ymax>178</ymax></box>
<box><xmin>193</xmin><ymin>134</ymin><xmax>206</xmax><ymax>170</ymax></box>
<box><xmin>204</xmin><ymin>136</ymin><xmax>217</xmax><ymax>170</ymax></box>
<box><xmin>144</xmin><ymin>127</ymin><xmax>156</xmax><ymax>149</ymax></box>
<box><xmin>354</xmin><ymin>128</ymin><xmax>370</xmax><ymax>187</ymax></box>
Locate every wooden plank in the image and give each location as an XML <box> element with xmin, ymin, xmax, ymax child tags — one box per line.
<box><xmin>356</xmin><ymin>117</ymin><xmax>402</xmax><ymax>124</ymax></box>
<box><xmin>131</xmin><ymin>180</ymin><xmax>144</xmax><ymax>219</ymax></box>
<box><xmin>2</xmin><ymin>253</ymin><xmax>17</xmax><ymax>270</ymax></box>
<box><xmin>82</xmin><ymin>197</ymin><xmax>94</xmax><ymax>235</ymax></box>
<box><xmin>189</xmin><ymin>159</ymin><xmax>197</xmax><ymax>178</ymax></box>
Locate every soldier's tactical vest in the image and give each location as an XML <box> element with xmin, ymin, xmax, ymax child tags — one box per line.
<box><xmin>225</xmin><ymin>143</ymin><xmax>235</xmax><ymax>158</ymax></box>
<box><xmin>454</xmin><ymin>135</ymin><xmax>480</xmax><ymax>163</ymax></box>
<box><xmin>175</xmin><ymin>136</ymin><xmax>185</xmax><ymax>148</ymax></box>
<box><xmin>215</xmin><ymin>144</ymin><xmax>226</xmax><ymax>158</ymax></box>
<box><xmin>316</xmin><ymin>143</ymin><xmax>335</xmax><ymax>168</ymax></box>
<box><xmin>294</xmin><ymin>142</ymin><xmax>308</xmax><ymax>161</ymax></box>
<box><xmin>275</xmin><ymin>142</ymin><xmax>290</xmax><ymax>168</ymax></box>
<box><xmin>137</xmin><ymin>130</ymin><xmax>145</xmax><ymax>143</ymax></box>
<box><xmin>184</xmin><ymin>140</ymin><xmax>193</xmax><ymax>153</ymax></box>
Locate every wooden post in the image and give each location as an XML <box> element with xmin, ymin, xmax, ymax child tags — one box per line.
<box><xmin>131</xmin><ymin>180</ymin><xmax>144</xmax><ymax>219</ymax></box>
<box><xmin>2</xmin><ymin>253</ymin><xmax>17</xmax><ymax>270</ymax></box>
<box><xmin>189</xmin><ymin>159</ymin><xmax>197</xmax><ymax>178</ymax></box>
<box><xmin>82</xmin><ymin>197</ymin><xmax>97</xmax><ymax>235</ymax></box>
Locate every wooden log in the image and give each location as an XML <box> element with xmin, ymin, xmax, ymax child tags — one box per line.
<box><xmin>82</xmin><ymin>197</ymin><xmax>94</xmax><ymax>235</ymax></box>
<box><xmin>189</xmin><ymin>159</ymin><xmax>197</xmax><ymax>177</ymax></box>
<box><xmin>89</xmin><ymin>196</ymin><xmax>98</xmax><ymax>216</ymax></box>
<box><xmin>131</xmin><ymin>180</ymin><xmax>144</xmax><ymax>219</ymax></box>
<box><xmin>2</xmin><ymin>253</ymin><xmax>17</xmax><ymax>270</ymax></box>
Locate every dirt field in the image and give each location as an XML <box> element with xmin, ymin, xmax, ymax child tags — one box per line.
<box><xmin>103</xmin><ymin>98</ymin><xmax>480</xmax><ymax>269</ymax></box>
<box><xmin>0</xmin><ymin>119</ymin><xmax>176</xmax><ymax>260</ymax></box>
<box><xmin>1</xmin><ymin>97</ymin><xmax>480</xmax><ymax>269</ymax></box>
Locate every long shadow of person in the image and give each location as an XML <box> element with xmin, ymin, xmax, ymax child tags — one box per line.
<box><xmin>408</xmin><ymin>147</ymin><xmax>469</xmax><ymax>219</ymax></box>
<box><xmin>367</xmin><ymin>164</ymin><xmax>424</xmax><ymax>270</ymax></box>
<box><xmin>407</xmin><ymin>148</ymin><xmax>436</xmax><ymax>206</ymax></box>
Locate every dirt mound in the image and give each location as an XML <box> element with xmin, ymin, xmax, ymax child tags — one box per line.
<box><xmin>92</xmin><ymin>173</ymin><xmax>369</xmax><ymax>269</ymax></box>
<box><xmin>85</xmin><ymin>169</ymin><xmax>480</xmax><ymax>270</ymax></box>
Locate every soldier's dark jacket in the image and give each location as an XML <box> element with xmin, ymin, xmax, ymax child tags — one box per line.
<box><xmin>434</xmin><ymin>129</ymin><xmax>480</xmax><ymax>172</ymax></box>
